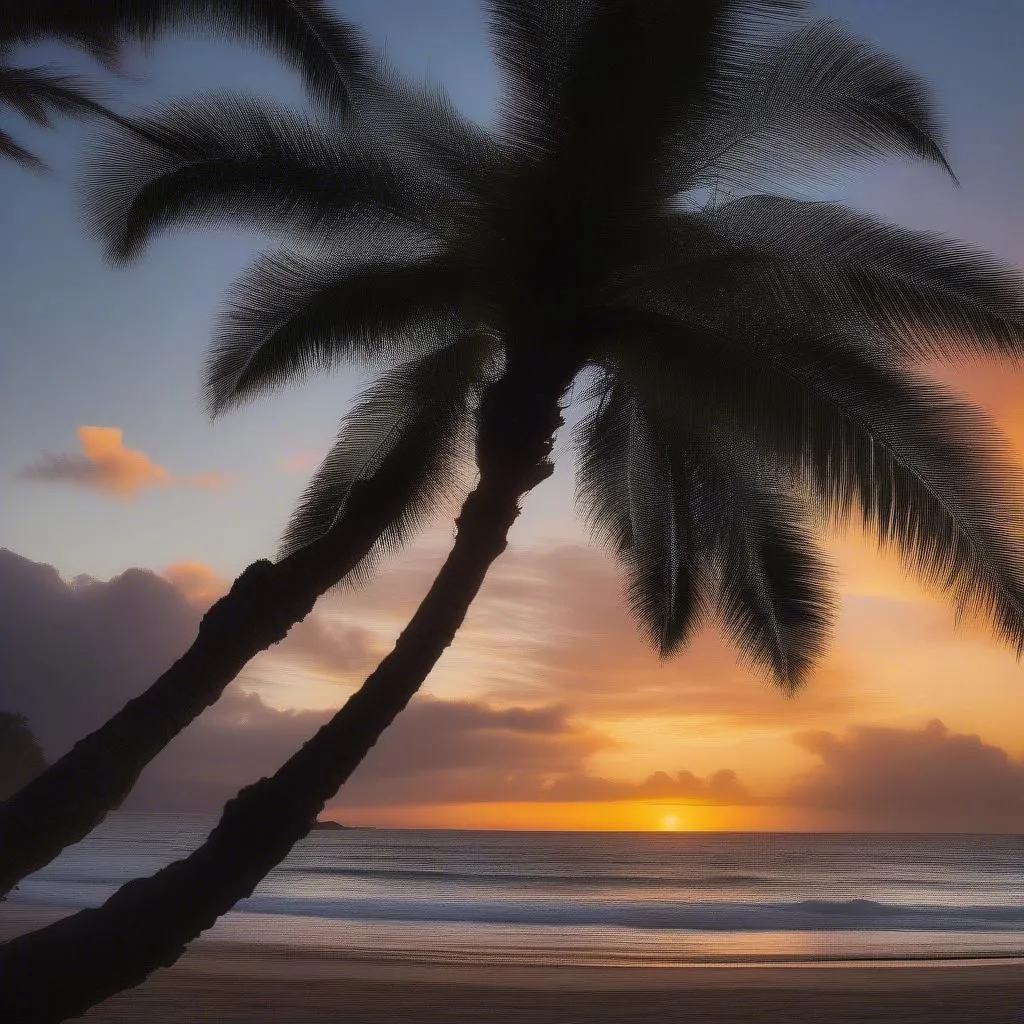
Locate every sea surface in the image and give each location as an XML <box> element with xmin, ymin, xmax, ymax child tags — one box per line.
<box><xmin>9</xmin><ymin>815</ymin><xmax>1024</xmax><ymax>965</ymax></box>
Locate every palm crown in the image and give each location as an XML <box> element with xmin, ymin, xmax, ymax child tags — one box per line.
<box><xmin>86</xmin><ymin>0</ymin><xmax>1024</xmax><ymax>690</ymax></box>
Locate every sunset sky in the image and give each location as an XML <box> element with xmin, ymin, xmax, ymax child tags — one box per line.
<box><xmin>2</xmin><ymin>0</ymin><xmax>1024</xmax><ymax>832</ymax></box>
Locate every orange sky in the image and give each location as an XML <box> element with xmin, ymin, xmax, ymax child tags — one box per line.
<box><xmin>4</xmin><ymin>358</ymin><xmax>1021</xmax><ymax>833</ymax></box>
<box><xmin>218</xmin><ymin>361</ymin><xmax>1024</xmax><ymax>832</ymax></box>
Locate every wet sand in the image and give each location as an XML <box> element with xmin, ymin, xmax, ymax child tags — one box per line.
<box><xmin>4</xmin><ymin>905</ymin><xmax>1023</xmax><ymax>1022</ymax></box>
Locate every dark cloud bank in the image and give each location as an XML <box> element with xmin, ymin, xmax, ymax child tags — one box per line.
<box><xmin>0</xmin><ymin>550</ymin><xmax>744</xmax><ymax>815</ymax></box>
<box><xmin>1</xmin><ymin>548</ymin><xmax>1021</xmax><ymax>830</ymax></box>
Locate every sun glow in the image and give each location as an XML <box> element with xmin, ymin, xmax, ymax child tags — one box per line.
<box><xmin>660</xmin><ymin>814</ymin><xmax>681</xmax><ymax>831</ymax></box>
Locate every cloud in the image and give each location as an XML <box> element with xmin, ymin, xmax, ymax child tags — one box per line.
<box><xmin>0</xmin><ymin>550</ymin><xmax>372</xmax><ymax>759</ymax></box>
<box><xmin>0</xmin><ymin>549</ymin><xmax>747</xmax><ymax>814</ymax></box>
<box><xmin>163</xmin><ymin>561</ymin><xmax>227</xmax><ymax>608</ymax></box>
<box><xmin>784</xmin><ymin>720</ymin><xmax>1024</xmax><ymax>832</ymax></box>
<box><xmin>277</xmin><ymin>450</ymin><xmax>323</xmax><ymax>474</ymax></box>
<box><xmin>131</xmin><ymin>689</ymin><xmax>750</xmax><ymax>812</ymax></box>
<box><xmin>17</xmin><ymin>426</ymin><xmax>229</xmax><ymax>499</ymax></box>
<box><xmin>0</xmin><ymin>548</ymin><xmax>201</xmax><ymax>756</ymax></box>
<box><xmin>262</xmin><ymin>611</ymin><xmax>375</xmax><ymax>676</ymax></box>
<box><xmin>352</xmin><ymin>542</ymin><xmax>856</xmax><ymax>723</ymax></box>
<box><xmin>158</xmin><ymin>560</ymin><xmax>373</xmax><ymax>676</ymax></box>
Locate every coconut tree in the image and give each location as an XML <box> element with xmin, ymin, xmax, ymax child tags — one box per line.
<box><xmin>7</xmin><ymin>0</ymin><xmax>1024</xmax><ymax>1018</ymax></box>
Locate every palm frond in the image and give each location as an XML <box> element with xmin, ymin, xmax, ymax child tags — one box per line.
<box><xmin>627</xmin><ymin>198</ymin><xmax>1024</xmax><ymax>361</ymax></box>
<box><xmin>356</xmin><ymin>67</ymin><xmax>502</xmax><ymax>214</ymax></box>
<box><xmin>0</xmin><ymin>66</ymin><xmax>113</xmax><ymax>169</ymax></box>
<box><xmin>574</xmin><ymin>379</ymin><xmax>708</xmax><ymax>655</ymax></box>
<box><xmin>489</xmin><ymin>0</ymin><xmax>801</xmax><ymax>299</ymax></box>
<box><xmin>0</xmin><ymin>67</ymin><xmax>109</xmax><ymax>125</ymax></box>
<box><xmin>576</xmin><ymin>371</ymin><xmax>832</xmax><ymax>684</ymax></box>
<box><xmin>681</xmin><ymin>19</ymin><xmax>955</xmax><ymax>191</ymax></box>
<box><xmin>0</xmin><ymin>126</ymin><xmax>44</xmax><ymax>169</ymax></box>
<box><xmin>613</xmin><ymin>320</ymin><xmax>1024</xmax><ymax>653</ymax></box>
<box><xmin>82</xmin><ymin>91</ymin><xmax>440</xmax><ymax>263</ymax></box>
<box><xmin>486</xmin><ymin>0</ymin><xmax>598</xmax><ymax>158</ymax></box>
<box><xmin>281</xmin><ymin>333</ymin><xmax>501</xmax><ymax>578</ymax></box>
<box><xmin>2</xmin><ymin>0</ymin><xmax>372</xmax><ymax>109</ymax></box>
<box><xmin>0</xmin><ymin>0</ymin><xmax>122</xmax><ymax>66</ymax></box>
<box><xmin>685</xmin><ymin>443</ymin><xmax>833</xmax><ymax>690</ymax></box>
<box><xmin>550</xmin><ymin>0</ymin><xmax>802</xmax><ymax>202</ymax></box>
<box><xmin>205</xmin><ymin>235</ymin><xmax>468</xmax><ymax>415</ymax></box>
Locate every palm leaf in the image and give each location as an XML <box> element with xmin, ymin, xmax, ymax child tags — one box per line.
<box><xmin>626</xmin><ymin>198</ymin><xmax>1024</xmax><ymax>361</ymax></box>
<box><xmin>205</xmin><ymin>235</ymin><xmax>468</xmax><ymax>415</ymax></box>
<box><xmin>577</xmin><ymin>373</ymin><xmax>832</xmax><ymax>684</ymax></box>
<box><xmin>82</xmin><ymin>91</ymin><xmax>442</xmax><ymax>263</ymax></box>
<box><xmin>0</xmin><ymin>67</ymin><xmax>110</xmax><ymax>125</ymax></box>
<box><xmin>489</xmin><ymin>0</ymin><xmax>802</xmax><ymax>299</ymax></box>
<box><xmin>281</xmin><ymin>333</ymin><xmax>501</xmax><ymax>578</ymax></box>
<box><xmin>575</xmin><ymin>379</ymin><xmax>708</xmax><ymax>655</ymax></box>
<box><xmin>2</xmin><ymin>0</ymin><xmax>371</xmax><ymax>109</ymax></box>
<box><xmin>614</xmin><ymin>318</ymin><xmax>1024</xmax><ymax>653</ymax></box>
<box><xmin>0</xmin><ymin>127</ymin><xmax>44</xmax><ymax>169</ymax></box>
<box><xmin>712</xmin><ymin>477</ymin><xmax>833</xmax><ymax>692</ymax></box>
<box><xmin>681</xmin><ymin>19</ymin><xmax>955</xmax><ymax>191</ymax></box>
<box><xmin>0</xmin><ymin>66</ymin><xmax>113</xmax><ymax>169</ymax></box>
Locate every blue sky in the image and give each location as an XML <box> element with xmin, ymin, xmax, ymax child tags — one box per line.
<box><xmin>3</xmin><ymin>0</ymin><xmax>1024</xmax><ymax>580</ymax></box>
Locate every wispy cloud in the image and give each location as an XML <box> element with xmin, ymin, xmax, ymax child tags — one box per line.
<box><xmin>17</xmin><ymin>426</ymin><xmax>229</xmax><ymax>499</ymax></box>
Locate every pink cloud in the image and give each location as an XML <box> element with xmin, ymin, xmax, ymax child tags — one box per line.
<box><xmin>17</xmin><ymin>426</ymin><xmax>229</xmax><ymax>499</ymax></box>
<box><xmin>277</xmin><ymin>450</ymin><xmax>323</xmax><ymax>474</ymax></box>
<box><xmin>163</xmin><ymin>561</ymin><xmax>227</xmax><ymax>608</ymax></box>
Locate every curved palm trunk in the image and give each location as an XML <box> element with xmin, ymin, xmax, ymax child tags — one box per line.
<box><xmin>0</xmin><ymin>463</ymin><xmax>414</xmax><ymax>899</ymax></box>
<box><xmin>0</xmin><ymin>353</ymin><xmax>577</xmax><ymax>1023</ymax></box>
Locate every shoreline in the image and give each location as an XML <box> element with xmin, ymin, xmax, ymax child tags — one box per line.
<box><xmin>4</xmin><ymin>906</ymin><xmax>1023</xmax><ymax>1021</ymax></box>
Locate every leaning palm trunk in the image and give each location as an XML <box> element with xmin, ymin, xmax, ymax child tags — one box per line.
<box><xmin>0</xmin><ymin>464</ymin><xmax>413</xmax><ymax>899</ymax></box>
<box><xmin>0</xmin><ymin>353</ymin><xmax>574</xmax><ymax>1023</ymax></box>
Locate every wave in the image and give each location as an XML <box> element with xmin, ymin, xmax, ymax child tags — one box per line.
<box><xmin>219</xmin><ymin>896</ymin><xmax>1024</xmax><ymax>932</ymax></box>
<box><xmin>281</xmin><ymin>865</ymin><xmax>774</xmax><ymax>888</ymax></box>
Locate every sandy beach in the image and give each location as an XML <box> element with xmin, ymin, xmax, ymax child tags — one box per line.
<box><xmin>4</xmin><ymin>906</ymin><xmax>1023</xmax><ymax>1023</ymax></box>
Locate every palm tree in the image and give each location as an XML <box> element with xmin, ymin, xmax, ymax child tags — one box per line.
<box><xmin>7</xmin><ymin>1</ymin><xmax>1024</xmax><ymax>1017</ymax></box>
<box><xmin>0</xmin><ymin>0</ymin><xmax>397</xmax><ymax>897</ymax></box>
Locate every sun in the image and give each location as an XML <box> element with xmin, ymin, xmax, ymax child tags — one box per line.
<box><xmin>660</xmin><ymin>814</ymin><xmax>681</xmax><ymax>831</ymax></box>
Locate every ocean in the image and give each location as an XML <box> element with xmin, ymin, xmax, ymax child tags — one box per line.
<box><xmin>9</xmin><ymin>815</ymin><xmax>1024</xmax><ymax>965</ymax></box>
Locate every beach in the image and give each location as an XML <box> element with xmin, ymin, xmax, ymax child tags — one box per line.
<box><xmin>6</xmin><ymin>823</ymin><xmax>1023</xmax><ymax>1021</ymax></box>
<box><xmin>4</xmin><ymin>907</ymin><xmax>1024</xmax><ymax>1023</ymax></box>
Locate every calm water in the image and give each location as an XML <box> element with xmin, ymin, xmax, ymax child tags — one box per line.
<box><xmin>10</xmin><ymin>815</ymin><xmax>1024</xmax><ymax>964</ymax></box>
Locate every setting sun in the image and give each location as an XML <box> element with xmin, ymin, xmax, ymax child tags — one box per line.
<box><xmin>660</xmin><ymin>814</ymin><xmax>681</xmax><ymax>831</ymax></box>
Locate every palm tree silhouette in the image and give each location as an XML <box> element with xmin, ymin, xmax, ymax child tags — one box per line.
<box><xmin>7</xmin><ymin>2</ymin><xmax>1024</xmax><ymax>1017</ymax></box>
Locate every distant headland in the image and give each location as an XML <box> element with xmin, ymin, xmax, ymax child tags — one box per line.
<box><xmin>311</xmin><ymin>819</ymin><xmax>374</xmax><ymax>831</ymax></box>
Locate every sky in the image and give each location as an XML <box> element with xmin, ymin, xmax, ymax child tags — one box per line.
<box><xmin>1</xmin><ymin>0</ymin><xmax>1024</xmax><ymax>832</ymax></box>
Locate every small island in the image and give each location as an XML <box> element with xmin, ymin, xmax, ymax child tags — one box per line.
<box><xmin>311</xmin><ymin>819</ymin><xmax>351</xmax><ymax>831</ymax></box>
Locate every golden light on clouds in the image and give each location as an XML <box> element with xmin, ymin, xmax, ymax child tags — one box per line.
<box><xmin>17</xmin><ymin>426</ymin><xmax>229</xmax><ymax>499</ymax></box>
<box><xmin>163</xmin><ymin>560</ymin><xmax>227</xmax><ymax>608</ymax></box>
